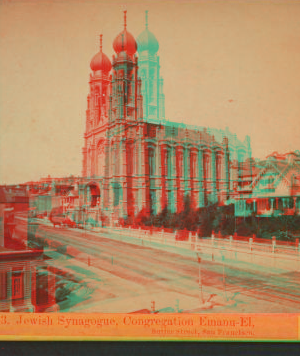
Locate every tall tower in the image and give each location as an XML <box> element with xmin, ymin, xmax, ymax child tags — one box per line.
<box><xmin>82</xmin><ymin>35</ymin><xmax>112</xmax><ymax>177</ymax></box>
<box><xmin>109</xmin><ymin>11</ymin><xmax>143</xmax><ymax>123</ymax></box>
<box><xmin>137</xmin><ymin>11</ymin><xmax>165</xmax><ymax>121</ymax></box>
<box><xmin>107</xmin><ymin>11</ymin><xmax>144</xmax><ymax>219</ymax></box>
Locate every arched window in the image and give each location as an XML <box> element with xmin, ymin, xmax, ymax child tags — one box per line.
<box><xmin>149</xmin><ymin>147</ymin><xmax>155</xmax><ymax>176</ymax></box>
<box><xmin>186</xmin><ymin>149</ymin><xmax>190</xmax><ymax>178</ymax></box>
<box><xmin>113</xmin><ymin>183</ymin><xmax>121</xmax><ymax>207</ymax></box>
<box><xmin>176</xmin><ymin>150</ymin><xmax>183</xmax><ymax>177</ymax></box>
<box><xmin>204</xmin><ymin>154</ymin><xmax>210</xmax><ymax>180</ymax></box>
<box><xmin>167</xmin><ymin>149</ymin><xmax>172</xmax><ymax>178</ymax></box>
<box><xmin>216</xmin><ymin>154</ymin><xmax>222</xmax><ymax>181</ymax></box>
<box><xmin>190</xmin><ymin>152</ymin><xmax>197</xmax><ymax>178</ymax></box>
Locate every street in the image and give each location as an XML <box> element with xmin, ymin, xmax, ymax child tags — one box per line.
<box><xmin>29</xmin><ymin>220</ymin><xmax>300</xmax><ymax>313</ymax></box>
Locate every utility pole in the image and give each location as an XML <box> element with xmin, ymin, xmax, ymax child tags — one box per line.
<box><xmin>196</xmin><ymin>253</ymin><xmax>204</xmax><ymax>305</ymax></box>
<box><xmin>221</xmin><ymin>254</ymin><xmax>228</xmax><ymax>301</ymax></box>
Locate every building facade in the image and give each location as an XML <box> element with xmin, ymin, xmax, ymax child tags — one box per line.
<box><xmin>0</xmin><ymin>187</ymin><xmax>58</xmax><ymax>312</ymax></box>
<box><xmin>80</xmin><ymin>11</ymin><xmax>252</xmax><ymax>224</ymax></box>
<box><xmin>235</xmin><ymin>151</ymin><xmax>300</xmax><ymax>217</ymax></box>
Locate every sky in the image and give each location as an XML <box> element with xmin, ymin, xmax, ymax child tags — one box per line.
<box><xmin>0</xmin><ymin>0</ymin><xmax>300</xmax><ymax>184</ymax></box>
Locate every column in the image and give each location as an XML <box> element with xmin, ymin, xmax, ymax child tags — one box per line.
<box><xmin>271</xmin><ymin>198</ymin><xmax>274</xmax><ymax>214</ymax></box>
<box><xmin>170</xmin><ymin>146</ymin><xmax>176</xmax><ymax>212</ymax></box>
<box><xmin>211</xmin><ymin>150</ymin><xmax>217</xmax><ymax>203</ymax></box>
<box><xmin>141</xmin><ymin>141</ymin><xmax>147</xmax><ymax>208</ymax></box>
<box><xmin>190</xmin><ymin>150</ymin><xmax>195</xmax><ymax>208</ymax></box>
<box><xmin>122</xmin><ymin>139</ymin><xmax>128</xmax><ymax>218</ymax></box>
<box><xmin>184</xmin><ymin>147</ymin><xmax>189</xmax><ymax>195</ymax></box>
<box><xmin>122</xmin><ymin>181</ymin><xmax>127</xmax><ymax>218</ymax></box>
<box><xmin>137</xmin><ymin>138</ymin><xmax>142</xmax><ymax>175</ymax></box>
<box><xmin>82</xmin><ymin>147</ymin><xmax>87</xmax><ymax>177</ymax></box>
<box><xmin>122</xmin><ymin>138</ymin><xmax>127</xmax><ymax>176</ymax></box>
<box><xmin>156</xmin><ymin>144</ymin><xmax>162</xmax><ymax>213</ymax></box>
<box><xmin>224</xmin><ymin>144</ymin><xmax>230</xmax><ymax>199</ymax></box>
<box><xmin>90</xmin><ymin>144</ymin><xmax>96</xmax><ymax>176</ymax></box>
<box><xmin>104</xmin><ymin>139</ymin><xmax>110</xmax><ymax>178</ymax></box>
<box><xmin>119</xmin><ymin>139</ymin><xmax>123</xmax><ymax>176</ymax></box>
<box><xmin>175</xmin><ymin>147</ymin><xmax>181</xmax><ymax>212</ymax></box>
<box><xmin>112</xmin><ymin>141</ymin><xmax>117</xmax><ymax>177</ymax></box>
<box><xmin>155</xmin><ymin>143</ymin><xmax>160</xmax><ymax>177</ymax></box>
<box><xmin>161</xmin><ymin>145</ymin><xmax>167</xmax><ymax>211</ymax></box>
<box><xmin>118</xmin><ymin>140</ymin><xmax>124</xmax><ymax>217</ymax></box>
<box><xmin>109</xmin><ymin>140</ymin><xmax>113</xmax><ymax>178</ymax></box>
<box><xmin>138</xmin><ymin>138</ymin><xmax>143</xmax><ymax>211</ymax></box>
<box><xmin>172</xmin><ymin>146</ymin><xmax>176</xmax><ymax>178</ymax></box>
<box><xmin>198</xmin><ymin>149</ymin><xmax>205</xmax><ymax>208</ymax></box>
<box><xmin>107</xmin><ymin>140</ymin><xmax>113</xmax><ymax>219</ymax></box>
<box><xmin>219</xmin><ymin>153</ymin><xmax>226</xmax><ymax>202</ymax></box>
<box><xmin>109</xmin><ymin>182</ymin><xmax>114</xmax><ymax>220</ymax></box>
<box><xmin>203</xmin><ymin>151</ymin><xmax>209</xmax><ymax>204</ymax></box>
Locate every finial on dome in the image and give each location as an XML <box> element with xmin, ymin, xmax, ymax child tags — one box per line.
<box><xmin>124</xmin><ymin>10</ymin><xmax>127</xmax><ymax>30</ymax></box>
<box><xmin>145</xmin><ymin>10</ymin><xmax>148</xmax><ymax>29</ymax></box>
<box><xmin>99</xmin><ymin>34</ymin><xmax>103</xmax><ymax>52</ymax></box>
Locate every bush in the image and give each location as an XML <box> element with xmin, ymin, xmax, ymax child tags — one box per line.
<box><xmin>126</xmin><ymin>195</ymin><xmax>235</xmax><ymax>237</ymax></box>
<box><xmin>121</xmin><ymin>196</ymin><xmax>300</xmax><ymax>241</ymax></box>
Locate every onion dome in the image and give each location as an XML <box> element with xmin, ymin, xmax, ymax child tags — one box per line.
<box><xmin>90</xmin><ymin>35</ymin><xmax>112</xmax><ymax>72</ymax></box>
<box><xmin>137</xmin><ymin>11</ymin><xmax>159</xmax><ymax>55</ymax></box>
<box><xmin>113</xmin><ymin>11</ymin><xmax>137</xmax><ymax>56</ymax></box>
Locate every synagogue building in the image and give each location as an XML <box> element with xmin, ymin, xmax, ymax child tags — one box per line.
<box><xmin>80</xmin><ymin>11</ymin><xmax>253</xmax><ymax>224</ymax></box>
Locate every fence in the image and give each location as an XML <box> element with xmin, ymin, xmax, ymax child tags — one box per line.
<box><xmin>109</xmin><ymin>226</ymin><xmax>300</xmax><ymax>258</ymax></box>
<box><xmin>211</xmin><ymin>230</ymin><xmax>299</xmax><ymax>255</ymax></box>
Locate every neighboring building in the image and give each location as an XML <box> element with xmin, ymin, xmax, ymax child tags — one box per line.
<box><xmin>235</xmin><ymin>151</ymin><xmax>300</xmax><ymax>217</ymax></box>
<box><xmin>25</xmin><ymin>178</ymin><xmax>73</xmax><ymax>217</ymax></box>
<box><xmin>80</xmin><ymin>11</ymin><xmax>253</xmax><ymax>225</ymax></box>
<box><xmin>0</xmin><ymin>187</ymin><xmax>58</xmax><ymax>312</ymax></box>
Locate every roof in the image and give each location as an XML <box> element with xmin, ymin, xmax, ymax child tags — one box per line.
<box><xmin>0</xmin><ymin>248</ymin><xmax>44</xmax><ymax>261</ymax></box>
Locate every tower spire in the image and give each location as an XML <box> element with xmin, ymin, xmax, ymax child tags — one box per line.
<box><xmin>124</xmin><ymin>10</ymin><xmax>127</xmax><ymax>30</ymax></box>
<box><xmin>145</xmin><ymin>10</ymin><xmax>148</xmax><ymax>30</ymax></box>
<box><xmin>99</xmin><ymin>34</ymin><xmax>103</xmax><ymax>52</ymax></box>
